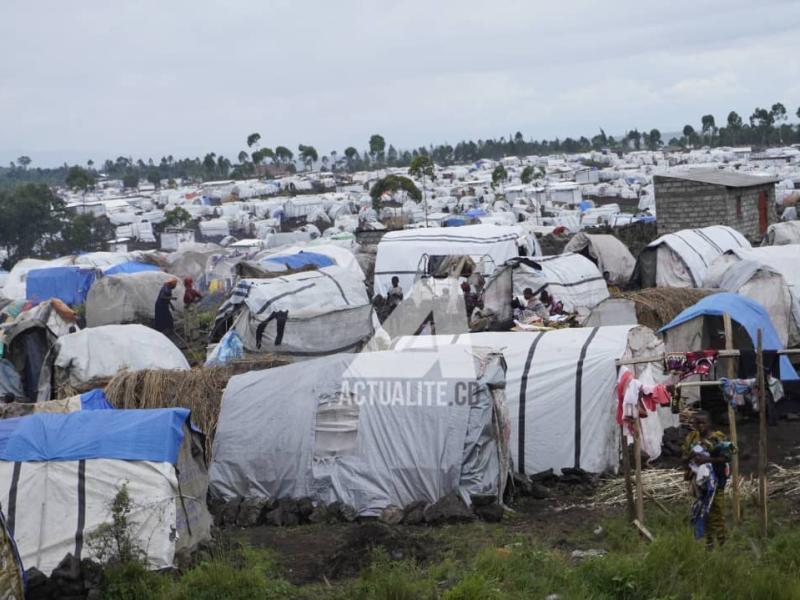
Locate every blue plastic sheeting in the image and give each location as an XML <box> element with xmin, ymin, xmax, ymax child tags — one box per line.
<box><xmin>104</xmin><ymin>262</ymin><xmax>161</xmax><ymax>276</ymax></box>
<box><xmin>579</xmin><ymin>200</ymin><xmax>592</xmax><ymax>211</ymax></box>
<box><xmin>26</xmin><ymin>266</ymin><xmax>96</xmax><ymax>306</ymax></box>
<box><xmin>443</xmin><ymin>217</ymin><xmax>466</xmax><ymax>227</ymax></box>
<box><xmin>465</xmin><ymin>208</ymin><xmax>487</xmax><ymax>217</ymax></box>
<box><xmin>659</xmin><ymin>292</ymin><xmax>798</xmax><ymax>381</ymax></box>
<box><xmin>80</xmin><ymin>389</ymin><xmax>113</xmax><ymax>411</ymax></box>
<box><xmin>262</xmin><ymin>251</ymin><xmax>334</xmax><ymax>270</ymax></box>
<box><xmin>0</xmin><ymin>408</ymin><xmax>190</xmax><ymax>463</ymax></box>
<box><xmin>205</xmin><ymin>330</ymin><xmax>244</xmax><ymax>366</ymax></box>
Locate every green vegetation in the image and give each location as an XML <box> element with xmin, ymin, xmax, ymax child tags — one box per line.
<box><xmin>491</xmin><ymin>164</ymin><xmax>507</xmax><ymax>188</ymax></box>
<box><xmin>98</xmin><ymin>500</ymin><xmax>800</xmax><ymax>599</ymax></box>
<box><xmin>369</xmin><ymin>175</ymin><xmax>422</xmax><ymax>208</ymax></box>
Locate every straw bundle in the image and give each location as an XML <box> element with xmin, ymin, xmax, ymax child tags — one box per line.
<box><xmin>104</xmin><ymin>354</ymin><xmax>290</xmax><ymax>457</ymax></box>
<box><xmin>595</xmin><ymin>464</ymin><xmax>800</xmax><ymax>506</ymax></box>
<box><xmin>614</xmin><ymin>288</ymin><xmax>713</xmax><ymax>331</ymax></box>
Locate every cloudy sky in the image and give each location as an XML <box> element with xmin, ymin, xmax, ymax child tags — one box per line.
<box><xmin>2</xmin><ymin>0</ymin><xmax>799</xmax><ymax>166</ymax></box>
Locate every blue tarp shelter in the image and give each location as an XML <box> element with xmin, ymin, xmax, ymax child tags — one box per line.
<box><xmin>261</xmin><ymin>251</ymin><xmax>334</xmax><ymax>270</ymax></box>
<box><xmin>659</xmin><ymin>292</ymin><xmax>798</xmax><ymax>380</ymax></box>
<box><xmin>465</xmin><ymin>208</ymin><xmax>487</xmax><ymax>217</ymax></box>
<box><xmin>443</xmin><ymin>217</ymin><xmax>467</xmax><ymax>227</ymax></box>
<box><xmin>79</xmin><ymin>389</ymin><xmax>113</xmax><ymax>411</ymax></box>
<box><xmin>26</xmin><ymin>266</ymin><xmax>96</xmax><ymax>306</ymax></box>
<box><xmin>104</xmin><ymin>262</ymin><xmax>161</xmax><ymax>276</ymax></box>
<box><xmin>0</xmin><ymin>407</ymin><xmax>190</xmax><ymax>463</ymax></box>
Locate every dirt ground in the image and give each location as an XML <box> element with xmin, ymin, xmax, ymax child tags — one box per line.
<box><xmin>227</xmin><ymin>416</ymin><xmax>800</xmax><ymax>587</ymax></box>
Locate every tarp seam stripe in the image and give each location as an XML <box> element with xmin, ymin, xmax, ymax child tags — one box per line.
<box><xmin>672</xmin><ymin>231</ymin><xmax>708</xmax><ymax>268</ymax></box>
<box><xmin>75</xmin><ymin>460</ymin><xmax>86</xmax><ymax>560</ymax></box>
<box><xmin>518</xmin><ymin>332</ymin><xmax>545</xmax><ymax>474</ymax></box>
<box><xmin>316</xmin><ymin>269</ymin><xmax>350</xmax><ymax>305</ymax></box>
<box><xmin>382</xmin><ymin>235</ymin><xmax>519</xmax><ymax>244</ymax></box>
<box><xmin>574</xmin><ymin>327</ymin><xmax>600</xmax><ymax>469</ymax></box>
<box><xmin>719</xmin><ymin>226</ymin><xmax>746</xmax><ymax>247</ymax></box>
<box><xmin>7</xmin><ymin>462</ymin><xmax>20</xmax><ymax>537</ymax></box>
<box><xmin>694</xmin><ymin>229</ymin><xmax>722</xmax><ymax>254</ymax></box>
<box><xmin>255</xmin><ymin>283</ymin><xmax>316</xmax><ymax>315</ymax></box>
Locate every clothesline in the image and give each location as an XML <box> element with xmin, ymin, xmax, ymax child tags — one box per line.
<box><xmin>615</xmin><ymin>348</ymin><xmax>800</xmax><ymax>367</ymax></box>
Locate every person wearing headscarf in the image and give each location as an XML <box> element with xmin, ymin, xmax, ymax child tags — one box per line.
<box><xmin>154</xmin><ymin>278</ymin><xmax>178</xmax><ymax>333</ymax></box>
<box><xmin>183</xmin><ymin>277</ymin><xmax>202</xmax><ymax>308</ymax></box>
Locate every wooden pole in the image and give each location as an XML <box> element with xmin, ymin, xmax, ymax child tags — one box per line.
<box><xmin>633</xmin><ymin>415</ymin><xmax>645</xmax><ymax>524</ymax></box>
<box><xmin>620</xmin><ymin>425</ymin><xmax>635</xmax><ymax>520</ymax></box>
<box><xmin>757</xmin><ymin>328</ymin><xmax>769</xmax><ymax>538</ymax></box>
<box><xmin>723</xmin><ymin>313</ymin><xmax>741</xmax><ymax>525</ymax></box>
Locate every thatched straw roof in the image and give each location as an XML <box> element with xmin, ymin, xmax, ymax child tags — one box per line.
<box><xmin>104</xmin><ymin>355</ymin><xmax>290</xmax><ymax>458</ymax></box>
<box><xmin>614</xmin><ymin>288</ymin><xmax>714</xmax><ymax>331</ymax></box>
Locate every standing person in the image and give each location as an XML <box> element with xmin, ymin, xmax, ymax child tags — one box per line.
<box><xmin>387</xmin><ymin>276</ymin><xmax>404</xmax><ymax>310</ymax></box>
<box><xmin>682</xmin><ymin>411</ymin><xmax>734</xmax><ymax>547</ymax></box>
<box><xmin>154</xmin><ymin>278</ymin><xmax>178</xmax><ymax>334</ymax></box>
<box><xmin>182</xmin><ymin>277</ymin><xmax>203</xmax><ymax>340</ymax></box>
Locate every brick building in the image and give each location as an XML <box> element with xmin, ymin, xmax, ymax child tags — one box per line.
<box><xmin>653</xmin><ymin>170</ymin><xmax>778</xmax><ymax>241</ymax></box>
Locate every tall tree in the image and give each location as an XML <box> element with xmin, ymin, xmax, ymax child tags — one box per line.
<box><xmin>238</xmin><ymin>150</ymin><xmax>249</xmax><ymax>164</ymax></box>
<box><xmin>246</xmin><ymin>133</ymin><xmax>261</xmax><ymax>148</ymax></box>
<box><xmin>0</xmin><ymin>184</ymin><xmax>67</xmax><ymax>264</ymax></box>
<box><xmin>297</xmin><ymin>145</ymin><xmax>318</xmax><ymax>170</ymax></box>
<box><xmin>65</xmin><ymin>166</ymin><xmax>96</xmax><ymax>192</ymax></box>
<box><xmin>369</xmin><ymin>134</ymin><xmax>386</xmax><ymax>164</ymax></box>
<box><xmin>408</xmin><ymin>155</ymin><xmax>434</xmax><ymax>180</ymax></box>
<box><xmin>491</xmin><ymin>164</ymin><xmax>508</xmax><ymax>188</ymax></box>
<box><xmin>274</xmin><ymin>146</ymin><xmax>293</xmax><ymax>163</ymax></box>
<box><xmin>16</xmin><ymin>156</ymin><xmax>31</xmax><ymax>169</ymax></box>
<box><xmin>646</xmin><ymin>128</ymin><xmax>662</xmax><ymax>150</ymax></box>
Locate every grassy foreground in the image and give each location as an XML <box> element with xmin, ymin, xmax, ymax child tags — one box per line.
<box><xmin>105</xmin><ymin>500</ymin><xmax>800</xmax><ymax>600</ymax></box>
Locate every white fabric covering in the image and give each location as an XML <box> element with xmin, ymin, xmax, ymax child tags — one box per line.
<box><xmin>394</xmin><ymin>326</ymin><xmax>667</xmax><ymax>476</ymax></box>
<box><xmin>0</xmin><ymin>459</ymin><xmax>178</xmax><ymax>575</ymax></box>
<box><xmin>37</xmin><ymin>325</ymin><xmax>189</xmax><ymax>400</ymax></box>
<box><xmin>510</xmin><ymin>254</ymin><xmax>610</xmax><ymax>314</ymax></box>
<box><xmin>563</xmin><ymin>233</ymin><xmax>636</xmax><ymax>286</ymax></box>
<box><xmin>646</xmin><ymin>226</ymin><xmax>751</xmax><ymax>288</ymax></box>
<box><xmin>373</xmin><ymin>225</ymin><xmax>529</xmax><ymax>297</ymax></box>
<box><xmin>704</xmin><ymin>246</ymin><xmax>800</xmax><ymax>346</ymax></box>
<box><xmin>764</xmin><ymin>221</ymin><xmax>800</xmax><ymax>246</ymax></box>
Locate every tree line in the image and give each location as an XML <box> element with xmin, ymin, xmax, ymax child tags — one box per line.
<box><xmin>3</xmin><ymin>101</ymin><xmax>800</xmax><ymax>192</ymax></box>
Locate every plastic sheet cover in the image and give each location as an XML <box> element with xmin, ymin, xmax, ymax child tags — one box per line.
<box><xmin>509</xmin><ymin>255</ymin><xmax>610</xmax><ymax>314</ymax></box>
<box><xmin>395</xmin><ymin>327</ymin><xmax>638</xmax><ymax>476</ymax></box>
<box><xmin>209</xmin><ymin>346</ymin><xmax>506</xmax><ymax>515</ymax></box>
<box><xmin>38</xmin><ymin>324</ymin><xmax>190</xmax><ymax>399</ymax></box>
<box><xmin>563</xmin><ymin>233</ymin><xmax>636</xmax><ymax>286</ymax></box>
<box><xmin>0</xmin><ymin>408</ymin><xmax>189</xmax><ymax>462</ymax></box>
<box><xmin>85</xmin><ymin>272</ymin><xmax>185</xmax><ymax>327</ymax></box>
<box><xmin>26</xmin><ymin>266</ymin><xmax>96</xmax><ymax>306</ymax></box>
<box><xmin>659</xmin><ymin>292</ymin><xmax>798</xmax><ymax>381</ymax></box>
<box><xmin>373</xmin><ymin>224</ymin><xmax>526</xmax><ymax>297</ymax></box>
<box><xmin>0</xmin><ymin>459</ymin><xmax>178</xmax><ymax>574</ymax></box>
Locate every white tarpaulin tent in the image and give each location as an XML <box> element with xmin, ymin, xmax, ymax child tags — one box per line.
<box><xmin>505</xmin><ymin>255</ymin><xmax>610</xmax><ymax>314</ymax></box>
<box><xmin>394</xmin><ymin>326</ymin><xmax>674</xmax><ymax>476</ymax></box>
<box><xmin>632</xmin><ymin>225</ymin><xmax>750</xmax><ymax>288</ymax></box>
<box><xmin>563</xmin><ymin>233</ymin><xmax>636</xmax><ymax>286</ymax></box>
<box><xmin>211</xmin><ymin>266</ymin><xmax>372</xmax><ymax>356</ymax></box>
<box><xmin>704</xmin><ymin>246</ymin><xmax>800</xmax><ymax>347</ymax></box>
<box><xmin>209</xmin><ymin>346</ymin><xmax>508</xmax><ymax>514</ymax></box>
<box><xmin>37</xmin><ymin>325</ymin><xmax>190</xmax><ymax>400</ymax></box>
<box><xmin>763</xmin><ymin>221</ymin><xmax>800</xmax><ymax>246</ymax></box>
<box><xmin>373</xmin><ymin>225</ymin><xmax>537</xmax><ymax>297</ymax></box>
<box><xmin>85</xmin><ymin>272</ymin><xmax>185</xmax><ymax>327</ymax></box>
<box><xmin>0</xmin><ymin>408</ymin><xmax>211</xmax><ymax>575</ymax></box>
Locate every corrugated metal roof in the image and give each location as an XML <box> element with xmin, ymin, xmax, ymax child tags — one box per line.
<box><xmin>655</xmin><ymin>169</ymin><xmax>779</xmax><ymax>188</ymax></box>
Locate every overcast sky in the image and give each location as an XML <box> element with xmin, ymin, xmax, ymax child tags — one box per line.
<box><xmin>2</xmin><ymin>0</ymin><xmax>799</xmax><ymax>166</ymax></box>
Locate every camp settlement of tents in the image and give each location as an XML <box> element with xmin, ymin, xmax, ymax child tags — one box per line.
<box><xmin>703</xmin><ymin>246</ymin><xmax>800</xmax><ymax>347</ymax></box>
<box><xmin>563</xmin><ymin>233</ymin><xmax>636</xmax><ymax>286</ymax></box>
<box><xmin>209</xmin><ymin>345</ymin><xmax>509</xmax><ymax>515</ymax></box>
<box><xmin>210</xmin><ymin>266</ymin><xmax>372</xmax><ymax>356</ymax></box>
<box><xmin>373</xmin><ymin>224</ymin><xmax>537</xmax><ymax>297</ymax></box>
<box><xmin>394</xmin><ymin>326</ymin><xmax>676</xmax><ymax>477</ymax></box>
<box><xmin>0</xmin><ymin>408</ymin><xmax>212</xmax><ymax>575</ymax></box>
<box><xmin>631</xmin><ymin>225</ymin><xmax>751</xmax><ymax>288</ymax></box>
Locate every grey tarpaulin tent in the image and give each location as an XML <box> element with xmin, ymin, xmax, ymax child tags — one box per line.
<box><xmin>209</xmin><ymin>345</ymin><xmax>509</xmax><ymax>514</ymax></box>
<box><xmin>563</xmin><ymin>232</ymin><xmax>636</xmax><ymax>286</ymax></box>
<box><xmin>210</xmin><ymin>266</ymin><xmax>373</xmax><ymax>356</ymax></box>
